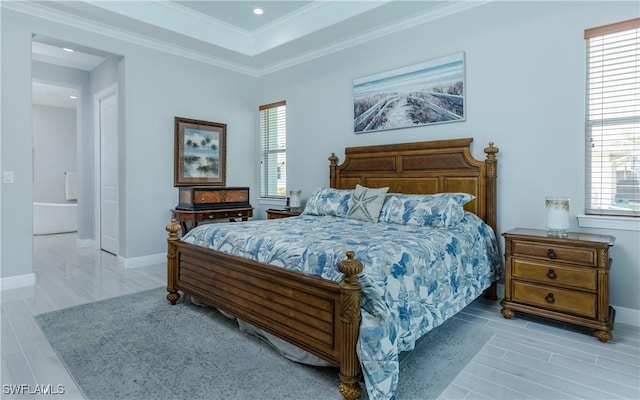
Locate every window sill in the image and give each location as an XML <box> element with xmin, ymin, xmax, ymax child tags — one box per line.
<box><xmin>258</xmin><ymin>197</ymin><xmax>287</xmax><ymax>207</ymax></box>
<box><xmin>577</xmin><ymin>214</ymin><xmax>640</xmax><ymax>232</ymax></box>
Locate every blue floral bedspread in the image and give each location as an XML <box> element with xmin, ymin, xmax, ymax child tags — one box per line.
<box><xmin>182</xmin><ymin>213</ymin><xmax>503</xmax><ymax>400</ymax></box>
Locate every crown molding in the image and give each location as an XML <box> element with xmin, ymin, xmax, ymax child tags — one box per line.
<box><xmin>2</xmin><ymin>0</ymin><xmax>260</xmax><ymax>76</ymax></box>
<box><xmin>3</xmin><ymin>0</ymin><xmax>492</xmax><ymax>77</ymax></box>
<box><xmin>256</xmin><ymin>0</ymin><xmax>492</xmax><ymax>76</ymax></box>
<box><xmin>251</xmin><ymin>0</ymin><xmax>391</xmax><ymax>55</ymax></box>
<box><xmin>93</xmin><ymin>0</ymin><xmax>254</xmax><ymax>55</ymax></box>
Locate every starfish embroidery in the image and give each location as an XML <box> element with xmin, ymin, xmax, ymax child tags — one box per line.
<box><xmin>349</xmin><ymin>188</ymin><xmax>379</xmax><ymax>220</ymax></box>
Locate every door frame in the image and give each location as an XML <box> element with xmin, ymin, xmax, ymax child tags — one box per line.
<box><xmin>93</xmin><ymin>84</ymin><xmax>119</xmax><ymax>255</ymax></box>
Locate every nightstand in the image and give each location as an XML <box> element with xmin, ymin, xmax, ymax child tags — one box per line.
<box><xmin>501</xmin><ymin>228</ymin><xmax>615</xmax><ymax>342</ymax></box>
<box><xmin>266</xmin><ymin>209</ymin><xmax>302</xmax><ymax>219</ymax></box>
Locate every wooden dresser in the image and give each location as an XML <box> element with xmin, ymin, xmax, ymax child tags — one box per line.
<box><xmin>501</xmin><ymin>228</ymin><xmax>615</xmax><ymax>342</ymax></box>
<box><xmin>173</xmin><ymin>187</ymin><xmax>253</xmax><ymax>234</ymax></box>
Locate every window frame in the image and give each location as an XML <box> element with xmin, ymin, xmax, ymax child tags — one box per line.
<box><xmin>259</xmin><ymin>100</ymin><xmax>287</xmax><ymax>200</ymax></box>
<box><xmin>584</xmin><ymin>18</ymin><xmax>640</xmax><ymax>220</ymax></box>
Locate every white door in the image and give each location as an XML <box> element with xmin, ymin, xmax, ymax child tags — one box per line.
<box><xmin>99</xmin><ymin>91</ymin><xmax>118</xmax><ymax>255</ymax></box>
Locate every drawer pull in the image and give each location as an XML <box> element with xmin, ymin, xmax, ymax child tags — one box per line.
<box><xmin>547</xmin><ymin>249</ymin><xmax>558</xmax><ymax>259</ymax></box>
<box><xmin>545</xmin><ymin>292</ymin><xmax>555</xmax><ymax>303</ymax></box>
<box><xmin>546</xmin><ymin>269</ymin><xmax>557</xmax><ymax>280</ymax></box>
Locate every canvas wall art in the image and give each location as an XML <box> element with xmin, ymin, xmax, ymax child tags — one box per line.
<box><xmin>353</xmin><ymin>52</ymin><xmax>465</xmax><ymax>133</ymax></box>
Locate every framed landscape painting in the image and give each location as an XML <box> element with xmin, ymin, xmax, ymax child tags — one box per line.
<box><xmin>353</xmin><ymin>52</ymin><xmax>465</xmax><ymax>133</ymax></box>
<box><xmin>174</xmin><ymin>117</ymin><xmax>226</xmax><ymax>187</ymax></box>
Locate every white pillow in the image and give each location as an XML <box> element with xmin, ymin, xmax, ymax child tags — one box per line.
<box><xmin>346</xmin><ymin>184</ymin><xmax>389</xmax><ymax>222</ymax></box>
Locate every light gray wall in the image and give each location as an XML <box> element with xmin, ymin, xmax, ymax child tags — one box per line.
<box><xmin>1</xmin><ymin>2</ymin><xmax>638</xmax><ymax>313</ymax></box>
<box><xmin>1</xmin><ymin>8</ymin><xmax>255</xmax><ymax>279</ymax></box>
<box><xmin>32</xmin><ymin>104</ymin><xmax>76</xmax><ymax>203</ymax></box>
<box><xmin>254</xmin><ymin>1</ymin><xmax>640</xmax><ymax>311</ymax></box>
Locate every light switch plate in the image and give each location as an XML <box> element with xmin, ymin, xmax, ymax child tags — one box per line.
<box><xmin>3</xmin><ymin>171</ymin><xmax>14</xmax><ymax>184</ymax></box>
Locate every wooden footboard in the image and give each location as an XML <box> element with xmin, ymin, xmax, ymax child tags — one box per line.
<box><xmin>166</xmin><ymin>219</ymin><xmax>363</xmax><ymax>399</ymax></box>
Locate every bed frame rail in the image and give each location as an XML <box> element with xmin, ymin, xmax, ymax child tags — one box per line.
<box><xmin>166</xmin><ymin>220</ymin><xmax>364</xmax><ymax>399</ymax></box>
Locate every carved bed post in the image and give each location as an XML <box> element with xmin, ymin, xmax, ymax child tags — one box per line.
<box><xmin>329</xmin><ymin>153</ymin><xmax>338</xmax><ymax>189</ymax></box>
<box><xmin>166</xmin><ymin>218</ymin><xmax>181</xmax><ymax>305</ymax></box>
<box><xmin>338</xmin><ymin>251</ymin><xmax>364</xmax><ymax>400</ymax></box>
<box><xmin>484</xmin><ymin>142</ymin><xmax>499</xmax><ymax>300</ymax></box>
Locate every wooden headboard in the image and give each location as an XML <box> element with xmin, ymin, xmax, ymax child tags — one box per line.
<box><xmin>329</xmin><ymin>138</ymin><xmax>499</xmax><ymax>233</ymax></box>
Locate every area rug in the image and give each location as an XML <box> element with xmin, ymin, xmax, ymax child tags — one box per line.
<box><xmin>34</xmin><ymin>287</ymin><xmax>493</xmax><ymax>400</ymax></box>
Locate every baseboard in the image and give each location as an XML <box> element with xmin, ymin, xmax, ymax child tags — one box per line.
<box><xmin>1</xmin><ymin>273</ymin><xmax>36</xmax><ymax>291</ymax></box>
<box><xmin>117</xmin><ymin>252</ymin><xmax>166</xmax><ymax>269</ymax></box>
<box><xmin>613</xmin><ymin>305</ymin><xmax>639</xmax><ymax>327</ymax></box>
<box><xmin>495</xmin><ymin>283</ymin><xmax>638</xmax><ymax>327</ymax></box>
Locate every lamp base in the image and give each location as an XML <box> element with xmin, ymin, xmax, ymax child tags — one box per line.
<box><xmin>546</xmin><ymin>229</ymin><xmax>568</xmax><ymax>238</ymax></box>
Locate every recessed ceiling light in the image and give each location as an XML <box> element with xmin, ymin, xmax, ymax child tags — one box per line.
<box><xmin>69</xmin><ymin>96</ymin><xmax>77</xmax><ymax>99</ymax></box>
<box><xmin>253</xmin><ymin>8</ymin><xmax>263</xmax><ymax>15</ymax></box>
<box><xmin>62</xmin><ymin>47</ymin><xmax>75</xmax><ymax>52</ymax></box>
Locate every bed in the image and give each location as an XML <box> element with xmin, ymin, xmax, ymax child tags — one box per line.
<box><xmin>165</xmin><ymin>138</ymin><xmax>501</xmax><ymax>400</ymax></box>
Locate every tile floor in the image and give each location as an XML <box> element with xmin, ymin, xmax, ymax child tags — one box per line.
<box><xmin>1</xmin><ymin>233</ymin><xmax>638</xmax><ymax>399</ymax></box>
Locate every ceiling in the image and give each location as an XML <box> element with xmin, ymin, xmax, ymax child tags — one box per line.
<box><xmin>12</xmin><ymin>0</ymin><xmax>491</xmax><ymax>108</ymax></box>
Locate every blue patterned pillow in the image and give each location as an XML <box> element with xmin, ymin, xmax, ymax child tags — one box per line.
<box><xmin>301</xmin><ymin>188</ymin><xmax>352</xmax><ymax>217</ymax></box>
<box><xmin>378</xmin><ymin>192</ymin><xmax>475</xmax><ymax>227</ymax></box>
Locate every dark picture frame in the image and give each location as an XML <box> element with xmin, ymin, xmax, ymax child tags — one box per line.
<box><xmin>174</xmin><ymin>117</ymin><xmax>226</xmax><ymax>187</ymax></box>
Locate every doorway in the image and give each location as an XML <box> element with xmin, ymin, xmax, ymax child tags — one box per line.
<box><xmin>31</xmin><ymin>35</ymin><xmax>122</xmax><ymax>255</ymax></box>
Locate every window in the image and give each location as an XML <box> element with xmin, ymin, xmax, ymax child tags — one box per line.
<box><xmin>259</xmin><ymin>101</ymin><xmax>287</xmax><ymax>198</ymax></box>
<box><xmin>585</xmin><ymin>18</ymin><xmax>640</xmax><ymax>217</ymax></box>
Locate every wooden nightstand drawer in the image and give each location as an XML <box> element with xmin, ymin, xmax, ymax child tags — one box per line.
<box><xmin>512</xmin><ymin>260</ymin><xmax>597</xmax><ymax>291</ymax></box>
<box><xmin>266</xmin><ymin>209</ymin><xmax>302</xmax><ymax>219</ymax></box>
<box><xmin>512</xmin><ymin>281</ymin><xmax>597</xmax><ymax>318</ymax></box>
<box><xmin>501</xmin><ymin>228</ymin><xmax>615</xmax><ymax>342</ymax></box>
<box><xmin>512</xmin><ymin>241</ymin><xmax>597</xmax><ymax>266</ymax></box>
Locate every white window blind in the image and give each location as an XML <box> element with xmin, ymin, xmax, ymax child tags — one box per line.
<box><xmin>585</xmin><ymin>18</ymin><xmax>640</xmax><ymax>217</ymax></box>
<box><xmin>259</xmin><ymin>101</ymin><xmax>287</xmax><ymax>198</ymax></box>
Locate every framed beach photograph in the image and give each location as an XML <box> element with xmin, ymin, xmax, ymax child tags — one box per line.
<box><xmin>353</xmin><ymin>52</ymin><xmax>465</xmax><ymax>133</ymax></box>
<box><xmin>174</xmin><ymin>117</ymin><xmax>226</xmax><ymax>187</ymax></box>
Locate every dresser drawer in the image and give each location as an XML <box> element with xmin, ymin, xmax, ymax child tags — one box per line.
<box><xmin>512</xmin><ymin>241</ymin><xmax>597</xmax><ymax>266</ymax></box>
<box><xmin>512</xmin><ymin>260</ymin><xmax>597</xmax><ymax>291</ymax></box>
<box><xmin>195</xmin><ymin>208</ymin><xmax>252</xmax><ymax>221</ymax></box>
<box><xmin>512</xmin><ymin>281</ymin><xmax>597</xmax><ymax>318</ymax></box>
<box><xmin>194</xmin><ymin>189</ymin><xmax>248</xmax><ymax>204</ymax></box>
<box><xmin>178</xmin><ymin>187</ymin><xmax>251</xmax><ymax>210</ymax></box>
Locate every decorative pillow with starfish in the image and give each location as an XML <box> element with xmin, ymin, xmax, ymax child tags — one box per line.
<box><xmin>345</xmin><ymin>184</ymin><xmax>389</xmax><ymax>222</ymax></box>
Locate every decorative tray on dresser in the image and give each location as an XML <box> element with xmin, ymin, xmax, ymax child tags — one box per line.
<box><xmin>172</xmin><ymin>187</ymin><xmax>253</xmax><ymax>234</ymax></box>
<box><xmin>501</xmin><ymin>228</ymin><xmax>616</xmax><ymax>342</ymax></box>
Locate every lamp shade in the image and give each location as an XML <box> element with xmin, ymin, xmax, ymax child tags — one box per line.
<box><xmin>289</xmin><ymin>189</ymin><xmax>302</xmax><ymax>211</ymax></box>
<box><xmin>546</xmin><ymin>197</ymin><xmax>570</xmax><ymax>236</ymax></box>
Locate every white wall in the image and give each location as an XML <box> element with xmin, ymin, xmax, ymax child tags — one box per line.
<box><xmin>32</xmin><ymin>104</ymin><xmax>76</xmax><ymax>203</ymax></box>
<box><xmin>255</xmin><ymin>1</ymin><xmax>640</xmax><ymax>311</ymax></box>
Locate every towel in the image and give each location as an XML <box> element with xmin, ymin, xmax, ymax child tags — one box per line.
<box><xmin>65</xmin><ymin>172</ymin><xmax>78</xmax><ymax>200</ymax></box>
